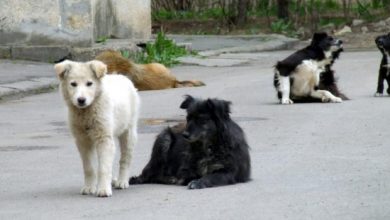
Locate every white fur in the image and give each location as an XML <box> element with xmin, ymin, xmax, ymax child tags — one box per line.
<box><xmin>291</xmin><ymin>60</ymin><xmax>342</xmax><ymax>103</ymax></box>
<box><xmin>55</xmin><ymin>60</ymin><xmax>140</xmax><ymax>197</ymax></box>
<box><xmin>278</xmin><ymin>74</ymin><xmax>293</xmax><ymax>104</ymax></box>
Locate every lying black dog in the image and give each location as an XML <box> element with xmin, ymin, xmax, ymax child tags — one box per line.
<box><xmin>375</xmin><ymin>33</ymin><xmax>390</xmax><ymax>96</ymax></box>
<box><xmin>274</xmin><ymin>32</ymin><xmax>348</xmax><ymax>104</ymax></box>
<box><xmin>129</xmin><ymin>95</ymin><xmax>251</xmax><ymax>189</ymax></box>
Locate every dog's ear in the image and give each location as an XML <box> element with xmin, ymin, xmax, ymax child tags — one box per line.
<box><xmin>180</xmin><ymin>95</ymin><xmax>195</xmax><ymax>109</ymax></box>
<box><xmin>207</xmin><ymin>98</ymin><xmax>231</xmax><ymax>120</ymax></box>
<box><xmin>88</xmin><ymin>60</ymin><xmax>107</xmax><ymax>79</ymax></box>
<box><xmin>311</xmin><ymin>32</ymin><xmax>328</xmax><ymax>46</ymax></box>
<box><xmin>54</xmin><ymin>60</ymin><xmax>72</xmax><ymax>79</ymax></box>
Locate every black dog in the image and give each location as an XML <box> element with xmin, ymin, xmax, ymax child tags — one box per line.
<box><xmin>274</xmin><ymin>32</ymin><xmax>348</xmax><ymax>104</ymax></box>
<box><xmin>129</xmin><ymin>95</ymin><xmax>251</xmax><ymax>189</ymax></box>
<box><xmin>375</xmin><ymin>33</ymin><xmax>390</xmax><ymax>96</ymax></box>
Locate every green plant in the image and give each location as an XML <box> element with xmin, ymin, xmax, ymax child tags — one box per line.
<box><xmin>121</xmin><ymin>50</ymin><xmax>130</xmax><ymax>59</ymax></box>
<box><xmin>96</xmin><ymin>36</ymin><xmax>108</xmax><ymax>44</ymax></box>
<box><xmin>134</xmin><ymin>32</ymin><xmax>193</xmax><ymax>67</ymax></box>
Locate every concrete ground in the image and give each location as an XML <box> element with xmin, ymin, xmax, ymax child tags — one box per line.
<box><xmin>0</xmin><ymin>50</ymin><xmax>389</xmax><ymax>220</ymax></box>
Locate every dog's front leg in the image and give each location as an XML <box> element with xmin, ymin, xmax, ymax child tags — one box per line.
<box><xmin>187</xmin><ymin>172</ymin><xmax>235</xmax><ymax>189</ymax></box>
<box><xmin>75</xmin><ymin>138</ymin><xmax>96</xmax><ymax>195</ymax></box>
<box><xmin>113</xmin><ymin>129</ymin><xmax>135</xmax><ymax>189</ymax></box>
<box><xmin>310</xmin><ymin>89</ymin><xmax>342</xmax><ymax>103</ymax></box>
<box><xmin>375</xmin><ymin>68</ymin><xmax>387</xmax><ymax>96</ymax></box>
<box><xmin>96</xmin><ymin>137</ymin><xmax>115</xmax><ymax>197</ymax></box>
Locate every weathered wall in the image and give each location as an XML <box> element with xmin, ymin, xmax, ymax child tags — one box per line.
<box><xmin>0</xmin><ymin>0</ymin><xmax>151</xmax><ymax>47</ymax></box>
<box><xmin>111</xmin><ymin>0</ymin><xmax>151</xmax><ymax>39</ymax></box>
<box><xmin>0</xmin><ymin>0</ymin><xmax>93</xmax><ymax>46</ymax></box>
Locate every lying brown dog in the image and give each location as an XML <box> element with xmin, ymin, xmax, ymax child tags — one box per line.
<box><xmin>95</xmin><ymin>50</ymin><xmax>205</xmax><ymax>91</ymax></box>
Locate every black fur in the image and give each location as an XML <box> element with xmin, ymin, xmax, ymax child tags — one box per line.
<box><xmin>129</xmin><ymin>95</ymin><xmax>251</xmax><ymax>189</ymax></box>
<box><xmin>375</xmin><ymin>33</ymin><xmax>390</xmax><ymax>95</ymax></box>
<box><xmin>274</xmin><ymin>32</ymin><xmax>348</xmax><ymax>102</ymax></box>
<box><xmin>318</xmin><ymin>48</ymin><xmax>349</xmax><ymax>100</ymax></box>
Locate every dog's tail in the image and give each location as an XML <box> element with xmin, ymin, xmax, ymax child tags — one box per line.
<box><xmin>175</xmin><ymin>80</ymin><xmax>206</xmax><ymax>88</ymax></box>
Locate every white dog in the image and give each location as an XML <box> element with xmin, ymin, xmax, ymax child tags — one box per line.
<box><xmin>55</xmin><ymin>60</ymin><xmax>140</xmax><ymax>197</ymax></box>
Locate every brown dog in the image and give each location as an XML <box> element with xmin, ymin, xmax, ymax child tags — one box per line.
<box><xmin>95</xmin><ymin>50</ymin><xmax>205</xmax><ymax>91</ymax></box>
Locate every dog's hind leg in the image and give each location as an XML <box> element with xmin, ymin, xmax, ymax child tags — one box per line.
<box><xmin>129</xmin><ymin>127</ymin><xmax>176</xmax><ymax>185</ymax></box>
<box><xmin>113</xmin><ymin>129</ymin><xmax>135</xmax><ymax>189</ymax></box>
<box><xmin>310</xmin><ymin>89</ymin><xmax>342</xmax><ymax>103</ymax></box>
<box><xmin>76</xmin><ymin>138</ymin><xmax>96</xmax><ymax>195</ymax></box>
<box><xmin>187</xmin><ymin>172</ymin><xmax>236</xmax><ymax>189</ymax></box>
<box><xmin>279</xmin><ymin>76</ymin><xmax>293</xmax><ymax>104</ymax></box>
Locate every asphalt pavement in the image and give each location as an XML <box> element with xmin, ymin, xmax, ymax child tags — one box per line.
<box><xmin>0</xmin><ymin>49</ymin><xmax>389</xmax><ymax>220</ymax></box>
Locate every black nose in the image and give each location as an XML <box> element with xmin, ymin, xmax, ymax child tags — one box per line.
<box><xmin>77</xmin><ymin>97</ymin><xmax>86</xmax><ymax>105</ymax></box>
<box><xmin>377</xmin><ymin>38</ymin><xmax>384</xmax><ymax>45</ymax></box>
<box><xmin>182</xmin><ymin>131</ymin><xmax>190</xmax><ymax>139</ymax></box>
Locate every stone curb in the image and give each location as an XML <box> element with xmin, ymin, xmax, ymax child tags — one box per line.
<box><xmin>1</xmin><ymin>41</ymin><xmax>141</xmax><ymax>63</ymax></box>
<box><xmin>198</xmin><ymin>38</ymin><xmax>299</xmax><ymax>57</ymax></box>
<box><xmin>0</xmin><ymin>77</ymin><xmax>59</xmax><ymax>101</ymax></box>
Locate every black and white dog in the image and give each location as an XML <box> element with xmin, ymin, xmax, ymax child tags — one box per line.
<box><xmin>274</xmin><ymin>32</ymin><xmax>348</xmax><ymax>104</ymax></box>
<box><xmin>129</xmin><ymin>95</ymin><xmax>251</xmax><ymax>189</ymax></box>
<box><xmin>374</xmin><ymin>33</ymin><xmax>390</xmax><ymax>96</ymax></box>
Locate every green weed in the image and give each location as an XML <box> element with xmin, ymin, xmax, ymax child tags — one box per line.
<box><xmin>96</xmin><ymin>36</ymin><xmax>108</xmax><ymax>44</ymax></box>
<box><xmin>270</xmin><ymin>20</ymin><xmax>297</xmax><ymax>37</ymax></box>
<box><xmin>128</xmin><ymin>32</ymin><xmax>193</xmax><ymax>67</ymax></box>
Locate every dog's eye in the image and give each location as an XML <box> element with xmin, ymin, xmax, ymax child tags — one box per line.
<box><xmin>70</xmin><ymin>82</ymin><xmax>77</xmax><ymax>87</ymax></box>
<box><xmin>86</xmin><ymin>81</ymin><xmax>93</xmax><ymax>87</ymax></box>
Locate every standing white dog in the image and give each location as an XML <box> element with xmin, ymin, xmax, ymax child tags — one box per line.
<box><xmin>55</xmin><ymin>60</ymin><xmax>140</xmax><ymax>197</ymax></box>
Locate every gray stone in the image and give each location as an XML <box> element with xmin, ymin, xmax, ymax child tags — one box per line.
<box><xmin>71</xmin><ymin>42</ymin><xmax>140</xmax><ymax>61</ymax></box>
<box><xmin>0</xmin><ymin>77</ymin><xmax>57</xmax><ymax>100</ymax></box>
<box><xmin>335</xmin><ymin>26</ymin><xmax>352</xmax><ymax>36</ymax></box>
<box><xmin>11</xmin><ymin>46</ymin><xmax>70</xmax><ymax>62</ymax></box>
<box><xmin>0</xmin><ymin>0</ymin><xmax>94</xmax><ymax>47</ymax></box>
<box><xmin>178</xmin><ymin>56</ymin><xmax>249</xmax><ymax>67</ymax></box>
<box><xmin>373</xmin><ymin>20</ymin><xmax>387</xmax><ymax>32</ymax></box>
<box><xmin>361</xmin><ymin>26</ymin><xmax>369</xmax><ymax>34</ymax></box>
<box><xmin>320</xmin><ymin>23</ymin><xmax>336</xmax><ymax>33</ymax></box>
<box><xmin>352</xmin><ymin>19</ymin><xmax>365</xmax><ymax>26</ymax></box>
<box><xmin>110</xmin><ymin>0</ymin><xmax>151</xmax><ymax>39</ymax></box>
<box><xmin>0</xmin><ymin>0</ymin><xmax>151</xmax><ymax>47</ymax></box>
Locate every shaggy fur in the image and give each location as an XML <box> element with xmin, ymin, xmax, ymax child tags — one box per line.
<box><xmin>374</xmin><ymin>33</ymin><xmax>390</xmax><ymax>96</ymax></box>
<box><xmin>55</xmin><ymin>60</ymin><xmax>140</xmax><ymax>197</ymax></box>
<box><xmin>129</xmin><ymin>95</ymin><xmax>251</xmax><ymax>189</ymax></box>
<box><xmin>95</xmin><ymin>50</ymin><xmax>205</xmax><ymax>91</ymax></box>
<box><xmin>273</xmin><ymin>32</ymin><xmax>347</xmax><ymax>104</ymax></box>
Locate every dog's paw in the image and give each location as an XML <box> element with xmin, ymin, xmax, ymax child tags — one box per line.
<box><xmin>281</xmin><ymin>99</ymin><xmax>293</xmax><ymax>104</ymax></box>
<box><xmin>112</xmin><ymin>179</ymin><xmax>129</xmax><ymax>189</ymax></box>
<box><xmin>187</xmin><ymin>179</ymin><xmax>207</xmax><ymax>190</ymax></box>
<box><xmin>330</xmin><ymin>97</ymin><xmax>343</xmax><ymax>103</ymax></box>
<box><xmin>321</xmin><ymin>96</ymin><xmax>330</xmax><ymax>102</ymax></box>
<box><xmin>96</xmin><ymin>187</ymin><xmax>112</xmax><ymax>197</ymax></box>
<box><xmin>374</xmin><ymin>92</ymin><xmax>384</xmax><ymax>97</ymax></box>
<box><xmin>80</xmin><ymin>186</ymin><xmax>96</xmax><ymax>195</ymax></box>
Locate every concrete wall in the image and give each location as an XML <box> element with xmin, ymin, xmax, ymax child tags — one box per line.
<box><xmin>0</xmin><ymin>0</ymin><xmax>151</xmax><ymax>47</ymax></box>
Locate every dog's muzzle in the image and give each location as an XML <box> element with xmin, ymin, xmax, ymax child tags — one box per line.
<box><xmin>333</xmin><ymin>39</ymin><xmax>343</xmax><ymax>48</ymax></box>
